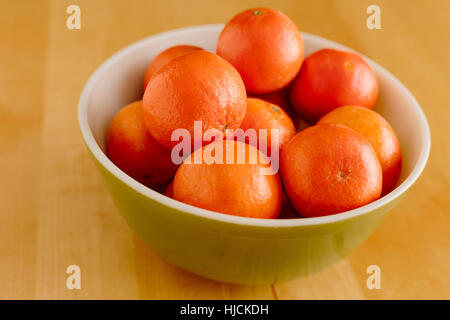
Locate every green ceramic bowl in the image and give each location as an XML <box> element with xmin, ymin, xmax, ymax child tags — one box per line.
<box><xmin>78</xmin><ymin>25</ymin><xmax>430</xmax><ymax>285</ymax></box>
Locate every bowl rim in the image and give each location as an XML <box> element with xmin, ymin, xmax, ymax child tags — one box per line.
<box><xmin>78</xmin><ymin>24</ymin><xmax>431</xmax><ymax>228</ymax></box>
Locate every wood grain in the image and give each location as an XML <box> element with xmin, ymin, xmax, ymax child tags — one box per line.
<box><xmin>0</xmin><ymin>0</ymin><xmax>449</xmax><ymax>299</ymax></box>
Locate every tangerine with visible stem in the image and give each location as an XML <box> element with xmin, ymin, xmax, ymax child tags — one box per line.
<box><xmin>280</xmin><ymin>123</ymin><xmax>382</xmax><ymax>217</ymax></box>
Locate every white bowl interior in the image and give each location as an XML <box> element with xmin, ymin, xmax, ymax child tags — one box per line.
<box><xmin>79</xmin><ymin>24</ymin><xmax>430</xmax><ymax>227</ymax></box>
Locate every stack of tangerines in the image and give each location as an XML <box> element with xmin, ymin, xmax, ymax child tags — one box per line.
<box><xmin>106</xmin><ymin>8</ymin><xmax>402</xmax><ymax>219</ymax></box>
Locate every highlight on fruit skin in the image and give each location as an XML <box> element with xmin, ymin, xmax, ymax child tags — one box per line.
<box><xmin>217</xmin><ymin>7</ymin><xmax>304</xmax><ymax>94</ymax></box>
<box><xmin>280</xmin><ymin>123</ymin><xmax>383</xmax><ymax>217</ymax></box>
<box><xmin>142</xmin><ymin>44</ymin><xmax>202</xmax><ymax>91</ymax></box>
<box><xmin>172</xmin><ymin>140</ymin><xmax>282</xmax><ymax>219</ymax></box>
<box><xmin>289</xmin><ymin>49</ymin><xmax>379</xmax><ymax>123</ymax></box>
<box><xmin>318</xmin><ymin>105</ymin><xmax>402</xmax><ymax>194</ymax></box>
<box><xmin>106</xmin><ymin>101</ymin><xmax>178</xmax><ymax>188</ymax></box>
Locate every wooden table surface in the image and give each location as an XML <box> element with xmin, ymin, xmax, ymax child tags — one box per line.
<box><xmin>1</xmin><ymin>0</ymin><xmax>449</xmax><ymax>299</ymax></box>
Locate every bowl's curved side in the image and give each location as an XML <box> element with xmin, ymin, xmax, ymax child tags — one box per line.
<box><xmin>94</xmin><ymin>154</ymin><xmax>401</xmax><ymax>284</ymax></box>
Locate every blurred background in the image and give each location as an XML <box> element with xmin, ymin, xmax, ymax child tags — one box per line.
<box><xmin>0</xmin><ymin>0</ymin><xmax>449</xmax><ymax>299</ymax></box>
